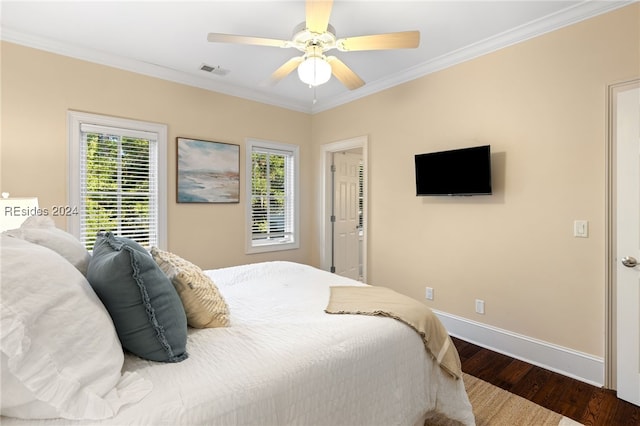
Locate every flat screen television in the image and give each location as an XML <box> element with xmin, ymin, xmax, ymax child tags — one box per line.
<box><xmin>415</xmin><ymin>145</ymin><xmax>492</xmax><ymax>196</ymax></box>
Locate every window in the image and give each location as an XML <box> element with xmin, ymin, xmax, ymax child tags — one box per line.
<box><xmin>245</xmin><ymin>139</ymin><xmax>299</xmax><ymax>253</ymax></box>
<box><xmin>68</xmin><ymin>111</ymin><xmax>167</xmax><ymax>250</ymax></box>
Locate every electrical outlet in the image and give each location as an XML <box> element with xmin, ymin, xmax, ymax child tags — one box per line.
<box><xmin>475</xmin><ymin>299</ymin><xmax>485</xmax><ymax>314</ymax></box>
<box><xmin>425</xmin><ymin>287</ymin><xmax>434</xmax><ymax>300</ymax></box>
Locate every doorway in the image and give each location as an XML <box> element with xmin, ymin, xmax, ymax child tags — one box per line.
<box><xmin>606</xmin><ymin>78</ymin><xmax>639</xmax><ymax>405</ymax></box>
<box><xmin>321</xmin><ymin>136</ymin><xmax>368</xmax><ymax>282</ymax></box>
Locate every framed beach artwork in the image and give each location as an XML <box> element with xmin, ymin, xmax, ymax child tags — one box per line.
<box><xmin>177</xmin><ymin>138</ymin><xmax>240</xmax><ymax>203</ymax></box>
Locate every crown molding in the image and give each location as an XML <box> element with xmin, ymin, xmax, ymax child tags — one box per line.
<box><xmin>1</xmin><ymin>1</ymin><xmax>634</xmax><ymax>115</ymax></box>
<box><xmin>310</xmin><ymin>0</ymin><xmax>635</xmax><ymax>113</ymax></box>
<box><xmin>0</xmin><ymin>27</ymin><xmax>313</xmax><ymax>114</ymax></box>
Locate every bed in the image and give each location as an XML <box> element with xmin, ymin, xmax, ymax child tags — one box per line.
<box><xmin>1</xmin><ymin>219</ymin><xmax>474</xmax><ymax>426</ymax></box>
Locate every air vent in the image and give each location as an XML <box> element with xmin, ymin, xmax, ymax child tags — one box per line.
<box><xmin>200</xmin><ymin>64</ymin><xmax>230</xmax><ymax>76</ymax></box>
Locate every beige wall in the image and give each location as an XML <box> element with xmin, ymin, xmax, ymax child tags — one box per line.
<box><xmin>1</xmin><ymin>4</ymin><xmax>638</xmax><ymax>359</ymax></box>
<box><xmin>0</xmin><ymin>43</ymin><xmax>312</xmax><ymax>270</ymax></box>
<box><xmin>310</xmin><ymin>4</ymin><xmax>639</xmax><ymax>357</ymax></box>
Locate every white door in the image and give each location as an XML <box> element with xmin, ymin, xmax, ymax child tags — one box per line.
<box><xmin>333</xmin><ymin>152</ymin><xmax>361</xmax><ymax>280</ymax></box>
<box><xmin>615</xmin><ymin>81</ymin><xmax>640</xmax><ymax>406</ymax></box>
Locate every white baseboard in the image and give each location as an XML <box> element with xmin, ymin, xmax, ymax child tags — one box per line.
<box><xmin>433</xmin><ymin>309</ymin><xmax>604</xmax><ymax>387</ymax></box>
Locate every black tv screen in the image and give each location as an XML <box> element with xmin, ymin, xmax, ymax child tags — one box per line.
<box><xmin>415</xmin><ymin>145</ymin><xmax>492</xmax><ymax>196</ymax></box>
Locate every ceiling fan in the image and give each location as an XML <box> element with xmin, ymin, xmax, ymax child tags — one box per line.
<box><xmin>207</xmin><ymin>0</ymin><xmax>420</xmax><ymax>90</ymax></box>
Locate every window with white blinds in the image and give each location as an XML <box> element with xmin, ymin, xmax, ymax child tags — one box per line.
<box><xmin>245</xmin><ymin>139</ymin><xmax>299</xmax><ymax>253</ymax></box>
<box><xmin>68</xmin><ymin>112</ymin><xmax>167</xmax><ymax>251</ymax></box>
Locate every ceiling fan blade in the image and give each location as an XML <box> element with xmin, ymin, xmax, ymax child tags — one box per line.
<box><xmin>337</xmin><ymin>30</ymin><xmax>420</xmax><ymax>51</ymax></box>
<box><xmin>327</xmin><ymin>56</ymin><xmax>364</xmax><ymax>90</ymax></box>
<box><xmin>207</xmin><ymin>33</ymin><xmax>290</xmax><ymax>48</ymax></box>
<box><xmin>306</xmin><ymin>0</ymin><xmax>333</xmax><ymax>34</ymax></box>
<box><xmin>268</xmin><ymin>57</ymin><xmax>304</xmax><ymax>86</ymax></box>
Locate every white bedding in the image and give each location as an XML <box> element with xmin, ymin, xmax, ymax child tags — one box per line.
<box><xmin>2</xmin><ymin>261</ymin><xmax>474</xmax><ymax>426</ymax></box>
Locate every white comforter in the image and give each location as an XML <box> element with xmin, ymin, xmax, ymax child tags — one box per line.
<box><xmin>3</xmin><ymin>261</ymin><xmax>474</xmax><ymax>426</ymax></box>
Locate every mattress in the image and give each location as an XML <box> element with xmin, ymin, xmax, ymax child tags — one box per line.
<box><xmin>2</xmin><ymin>261</ymin><xmax>474</xmax><ymax>426</ymax></box>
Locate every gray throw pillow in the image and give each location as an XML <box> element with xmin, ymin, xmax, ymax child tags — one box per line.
<box><xmin>87</xmin><ymin>232</ymin><xmax>188</xmax><ymax>363</ymax></box>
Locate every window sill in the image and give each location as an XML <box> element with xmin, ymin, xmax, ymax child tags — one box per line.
<box><xmin>245</xmin><ymin>241</ymin><xmax>299</xmax><ymax>254</ymax></box>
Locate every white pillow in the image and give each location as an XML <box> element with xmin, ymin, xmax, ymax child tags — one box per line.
<box><xmin>3</xmin><ymin>216</ymin><xmax>91</xmax><ymax>275</ymax></box>
<box><xmin>0</xmin><ymin>235</ymin><xmax>152</xmax><ymax>420</ymax></box>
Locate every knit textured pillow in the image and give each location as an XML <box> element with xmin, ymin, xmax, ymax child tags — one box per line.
<box><xmin>151</xmin><ymin>247</ymin><xmax>230</xmax><ymax>328</ymax></box>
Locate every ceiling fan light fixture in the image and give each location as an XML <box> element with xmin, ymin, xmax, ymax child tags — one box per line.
<box><xmin>207</xmin><ymin>1</ymin><xmax>420</xmax><ymax>92</ymax></box>
<box><xmin>297</xmin><ymin>56</ymin><xmax>332</xmax><ymax>87</ymax></box>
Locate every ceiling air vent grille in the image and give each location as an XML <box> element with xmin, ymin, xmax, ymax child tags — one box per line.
<box><xmin>200</xmin><ymin>64</ymin><xmax>230</xmax><ymax>76</ymax></box>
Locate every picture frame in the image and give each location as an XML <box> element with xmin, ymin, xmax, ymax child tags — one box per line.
<box><xmin>177</xmin><ymin>137</ymin><xmax>240</xmax><ymax>203</ymax></box>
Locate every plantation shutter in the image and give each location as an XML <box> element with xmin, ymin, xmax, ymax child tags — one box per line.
<box><xmin>79</xmin><ymin>123</ymin><xmax>159</xmax><ymax>249</ymax></box>
<box><xmin>250</xmin><ymin>146</ymin><xmax>295</xmax><ymax>246</ymax></box>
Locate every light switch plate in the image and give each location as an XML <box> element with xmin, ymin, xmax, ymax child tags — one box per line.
<box><xmin>574</xmin><ymin>220</ymin><xmax>589</xmax><ymax>238</ymax></box>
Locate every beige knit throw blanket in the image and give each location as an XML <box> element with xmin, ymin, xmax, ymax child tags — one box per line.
<box><xmin>325</xmin><ymin>285</ymin><xmax>462</xmax><ymax>380</ymax></box>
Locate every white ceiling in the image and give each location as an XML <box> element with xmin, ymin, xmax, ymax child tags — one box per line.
<box><xmin>0</xmin><ymin>1</ymin><xmax>632</xmax><ymax>113</ymax></box>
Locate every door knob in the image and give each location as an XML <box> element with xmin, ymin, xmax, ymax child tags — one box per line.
<box><xmin>622</xmin><ymin>256</ymin><xmax>638</xmax><ymax>268</ymax></box>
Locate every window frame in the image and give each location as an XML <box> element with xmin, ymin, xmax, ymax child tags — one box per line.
<box><xmin>245</xmin><ymin>138</ymin><xmax>300</xmax><ymax>254</ymax></box>
<box><xmin>67</xmin><ymin>111</ymin><xmax>167</xmax><ymax>250</ymax></box>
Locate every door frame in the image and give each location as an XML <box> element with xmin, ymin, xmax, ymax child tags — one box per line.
<box><xmin>605</xmin><ymin>78</ymin><xmax>640</xmax><ymax>390</ymax></box>
<box><xmin>320</xmin><ymin>135</ymin><xmax>368</xmax><ymax>282</ymax></box>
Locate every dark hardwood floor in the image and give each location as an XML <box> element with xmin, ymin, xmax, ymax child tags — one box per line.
<box><xmin>452</xmin><ymin>337</ymin><xmax>640</xmax><ymax>425</ymax></box>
